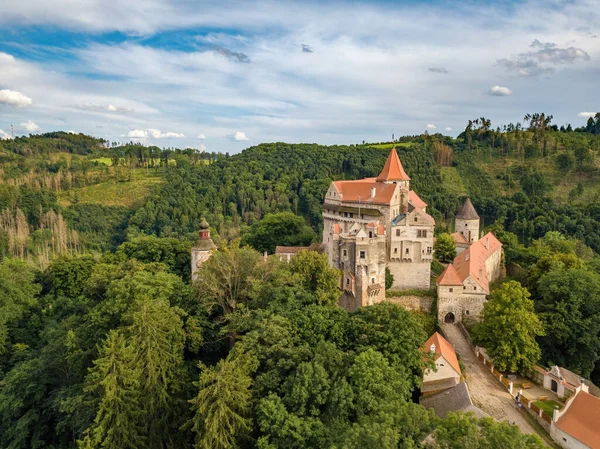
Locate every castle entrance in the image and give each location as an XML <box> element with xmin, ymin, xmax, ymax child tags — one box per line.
<box><xmin>444</xmin><ymin>312</ymin><xmax>455</xmax><ymax>324</ymax></box>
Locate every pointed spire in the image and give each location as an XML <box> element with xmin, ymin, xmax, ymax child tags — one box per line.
<box><xmin>456</xmin><ymin>198</ymin><xmax>480</xmax><ymax>220</ymax></box>
<box><xmin>376</xmin><ymin>148</ymin><xmax>410</xmax><ymax>182</ymax></box>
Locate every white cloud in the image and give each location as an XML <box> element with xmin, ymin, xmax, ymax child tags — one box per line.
<box><xmin>0</xmin><ymin>129</ymin><xmax>13</xmax><ymax>139</ymax></box>
<box><xmin>20</xmin><ymin>120</ymin><xmax>40</xmax><ymax>132</ymax></box>
<box><xmin>126</xmin><ymin>128</ymin><xmax>185</xmax><ymax>139</ymax></box>
<box><xmin>579</xmin><ymin>111</ymin><xmax>598</xmax><ymax>117</ymax></box>
<box><xmin>0</xmin><ymin>89</ymin><xmax>32</xmax><ymax>107</ymax></box>
<box><xmin>197</xmin><ymin>133</ymin><xmax>206</xmax><ymax>139</ymax></box>
<box><xmin>127</xmin><ymin>129</ymin><xmax>149</xmax><ymax>139</ymax></box>
<box><xmin>445</xmin><ymin>127</ymin><xmax>452</xmax><ymax>132</ymax></box>
<box><xmin>497</xmin><ymin>40</ymin><xmax>590</xmax><ymax>76</ymax></box>
<box><xmin>427</xmin><ymin>124</ymin><xmax>436</xmax><ymax>129</ymax></box>
<box><xmin>76</xmin><ymin>102</ymin><xmax>134</xmax><ymax>113</ymax></box>
<box><xmin>147</xmin><ymin>129</ymin><xmax>184</xmax><ymax>138</ymax></box>
<box><xmin>488</xmin><ymin>85</ymin><xmax>513</xmax><ymax>96</ymax></box>
<box><xmin>229</xmin><ymin>131</ymin><xmax>250</xmax><ymax>141</ymax></box>
<box><xmin>67</xmin><ymin>130</ymin><xmax>78</xmax><ymax>134</ymax></box>
<box><xmin>197</xmin><ymin>143</ymin><xmax>207</xmax><ymax>151</ymax></box>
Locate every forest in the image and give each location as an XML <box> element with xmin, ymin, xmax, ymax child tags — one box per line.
<box><xmin>0</xmin><ymin>112</ymin><xmax>600</xmax><ymax>448</ymax></box>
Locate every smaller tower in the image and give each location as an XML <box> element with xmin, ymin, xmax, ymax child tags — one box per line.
<box><xmin>191</xmin><ymin>219</ymin><xmax>216</xmax><ymax>280</ymax></box>
<box><xmin>455</xmin><ymin>198</ymin><xmax>480</xmax><ymax>244</ymax></box>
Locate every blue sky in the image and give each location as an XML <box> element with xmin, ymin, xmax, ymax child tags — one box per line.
<box><xmin>0</xmin><ymin>0</ymin><xmax>598</xmax><ymax>152</ymax></box>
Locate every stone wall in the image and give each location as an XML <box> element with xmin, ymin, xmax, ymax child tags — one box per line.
<box><xmin>385</xmin><ymin>294</ymin><xmax>433</xmax><ymax>312</ymax></box>
<box><xmin>437</xmin><ymin>289</ymin><xmax>486</xmax><ymax>323</ymax></box>
<box><xmin>388</xmin><ymin>261</ymin><xmax>431</xmax><ymax>290</ymax></box>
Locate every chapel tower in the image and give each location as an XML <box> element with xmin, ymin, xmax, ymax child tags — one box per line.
<box><xmin>191</xmin><ymin>219</ymin><xmax>216</xmax><ymax>280</ymax></box>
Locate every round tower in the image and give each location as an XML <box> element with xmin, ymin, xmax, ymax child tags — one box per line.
<box><xmin>455</xmin><ymin>198</ymin><xmax>480</xmax><ymax>244</ymax></box>
<box><xmin>191</xmin><ymin>219</ymin><xmax>216</xmax><ymax>280</ymax></box>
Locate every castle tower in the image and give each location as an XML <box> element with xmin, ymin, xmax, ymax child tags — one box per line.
<box><xmin>455</xmin><ymin>198</ymin><xmax>480</xmax><ymax>244</ymax></box>
<box><xmin>376</xmin><ymin>148</ymin><xmax>411</xmax><ymax>190</ymax></box>
<box><xmin>191</xmin><ymin>219</ymin><xmax>216</xmax><ymax>280</ymax></box>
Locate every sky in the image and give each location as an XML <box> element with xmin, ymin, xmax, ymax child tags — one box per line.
<box><xmin>0</xmin><ymin>0</ymin><xmax>599</xmax><ymax>153</ymax></box>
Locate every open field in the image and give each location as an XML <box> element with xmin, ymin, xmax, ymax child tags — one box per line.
<box><xmin>57</xmin><ymin>169</ymin><xmax>164</xmax><ymax>208</ymax></box>
<box><xmin>440</xmin><ymin>167</ymin><xmax>466</xmax><ymax>196</ymax></box>
<box><xmin>368</xmin><ymin>142</ymin><xmax>413</xmax><ymax>149</ymax></box>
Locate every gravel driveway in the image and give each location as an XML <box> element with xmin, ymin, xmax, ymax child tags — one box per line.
<box><xmin>442</xmin><ymin>324</ymin><xmax>538</xmax><ymax>435</ymax></box>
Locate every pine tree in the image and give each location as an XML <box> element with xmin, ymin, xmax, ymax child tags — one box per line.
<box><xmin>79</xmin><ymin>330</ymin><xmax>145</xmax><ymax>449</ymax></box>
<box><xmin>127</xmin><ymin>296</ymin><xmax>185</xmax><ymax>449</ymax></box>
<box><xmin>189</xmin><ymin>353</ymin><xmax>257</xmax><ymax>449</ymax></box>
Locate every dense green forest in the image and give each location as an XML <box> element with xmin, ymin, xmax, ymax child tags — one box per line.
<box><xmin>1</xmin><ymin>113</ymin><xmax>600</xmax><ymax>448</ymax></box>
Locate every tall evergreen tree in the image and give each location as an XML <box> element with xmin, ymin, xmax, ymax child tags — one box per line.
<box><xmin>189</xmin><ymin>353</ymin><xmax>257</xmax><ymax>449</ymax></box>
<box><xmin>127</xmin><ymin>296</ymin><xmax>186</xmax><ymax>449</ymax></box>
<box><xmin>79</xmin><ymin>330</ymin><xmax>145</xmax><ymax>449</ymax></box>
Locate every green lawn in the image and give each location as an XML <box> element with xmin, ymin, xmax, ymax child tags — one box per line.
<box><xmin>533</xmin><ymin>399</ymin><xmax>562</xmax><ymax>416</ymax></box>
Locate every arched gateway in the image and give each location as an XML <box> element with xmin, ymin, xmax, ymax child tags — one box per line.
<box><xmin>444</xmin><ymin>312</ymin><xmax>456</xmax><ymax>324</ymax></box>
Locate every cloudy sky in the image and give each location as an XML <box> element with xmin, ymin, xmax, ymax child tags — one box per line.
<box><xmin>0</xmin><ymin>0</ymin><xmax>598</xmax><ymax>152</ymax></box>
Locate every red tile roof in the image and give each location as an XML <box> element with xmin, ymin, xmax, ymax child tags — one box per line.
<box><xmin>555</xmin><ymin>390</ymin><xmax>600</xmax><ymax>449</ymax></box>
<box><xmin>451</xmin><ymin>232</ymin><xmax>468</xmax><ymax>245</ymax></box>
<box><xmin>408</xmin><ymin>190</ymin><xmax>427</xmax><ymax>209</ymax></box>
<box><xmin>451</xmin><ymin>232</ymin><xmax>502</xmax><ymax>292</ymax></box>
<box><xmin>423</xmin><ymin>332</ymin><xmax>461</xmax><ymax>375</ymax></box>
<box><xmin>333</xmin><ymin>179</ymin><xmax>398</xmax><ymax>205</ymax></box>
<box><xmin>376</xmin><ymin>148</ymin><xmax>411</xmax><ymax>182</ymax></box>
<box><xmin>437</xmin><ymin>264</ymin><xmax>463</xmax><ymax>286</ymax></box>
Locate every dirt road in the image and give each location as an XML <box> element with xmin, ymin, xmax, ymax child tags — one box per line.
<box><xmin>441</xmin><ymin>324</ymin><xmax>538</xmax><ymax>435</ymax></box>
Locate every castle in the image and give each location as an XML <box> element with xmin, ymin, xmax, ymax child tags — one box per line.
<box><xmin>322</xmin><ymin>148</ymin><xmax>435</xmax><ymax>310</ymax></box>
<box><xmin>321</xmin><ymin>148</ymin><xmax>503</xmax><ymax>319</ymax></box>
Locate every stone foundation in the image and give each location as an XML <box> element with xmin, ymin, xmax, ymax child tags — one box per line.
<box><xmin>385</xmin><ymin>295</ymin><xmax>433</xmax><ymax>312</ymax></box>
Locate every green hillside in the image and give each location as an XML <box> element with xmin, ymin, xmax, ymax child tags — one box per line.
<box><xmin>1</xmin><ymin>113</ymin><xmax>600</xmax><ymax>449</ymax></box>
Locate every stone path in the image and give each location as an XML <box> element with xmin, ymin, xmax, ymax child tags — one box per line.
<box><xmin>441</xmin><ymin>324</ymin><xmax>538</xmax><ymax>435</ymax></box>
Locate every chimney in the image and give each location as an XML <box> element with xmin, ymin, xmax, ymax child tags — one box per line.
<box><xmin>371</xmin><ymin>187</ymin><xmax>376</xmax><ymax>199</ymax></box>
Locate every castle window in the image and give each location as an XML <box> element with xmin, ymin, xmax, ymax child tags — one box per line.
<box><xmin>346</xmin><ymin>278</ymin><xmax>350</xmax><ymax>285</ymax></box>
<box><xmin>394</xmin><ymin>248</ymin><xmax>398</xmax><ymax>254</ymax></box>
<box><xmin>465</xmin><ymin>223</ymin><xmax>468</xmax><ymax>227</ymax></box>
<box><xmin>350</xmin><ymin>213</ymin><xmax>353</xmax><ymax>218</ymax></box>
<box><xmin>396</xmin><ymin>229</ymin><xmax>400</xmax><ymax>237</ymax></box>
<box><xmin>359</xmin><ymin>251</ymin><xmax>366</xmax><ymax>259</ymax></box>
<box><xmin>371</xmin><ymin>278</ymin><xmax>375</xmax><ymax>284</ymax></box>
<box><xmin>466</xmin><ymin>310</ymin><xmax>470</xmax><ymax>315</ymax></box>
<box><xmin>427</xmin><ymin>247</ymin><xmax>432</xmax><ymax>254</ymax></box>
<box><xmin>422</xmin><ymin>230</ymin><xmax>427</xmax><ymax>238</ymax></box>
<box><xmin>449</xmin><ymin>288</ymin><xmax>453</xmax><ymax>292</ymax></box>
<box><xmin>369</xmin><ymin>231</ymin><xmax>373</xmax><ymax>238</ymax></box>
<box><xmin>473</xmin><ymin>286</ymin><xmax>477</xmax><ymax>291</ymax></box>
<box><xmin>405</xmin><ymin>248</ymin><xmax>409</xmax><ymax>254</ymax></box>
<box><xmin>344</xmin><ymin>212</ymin><xmax>348</xmax><ymax>217</ymax></box>
<box><xmin>414</xmin><ymin>217</ymin><xmax>418</xmax><ymax>222</ymax></box>
<box><xmin>343</xmin><ymin>249</ymin><xmax>347</xmax><ymax>257</ymax></box>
